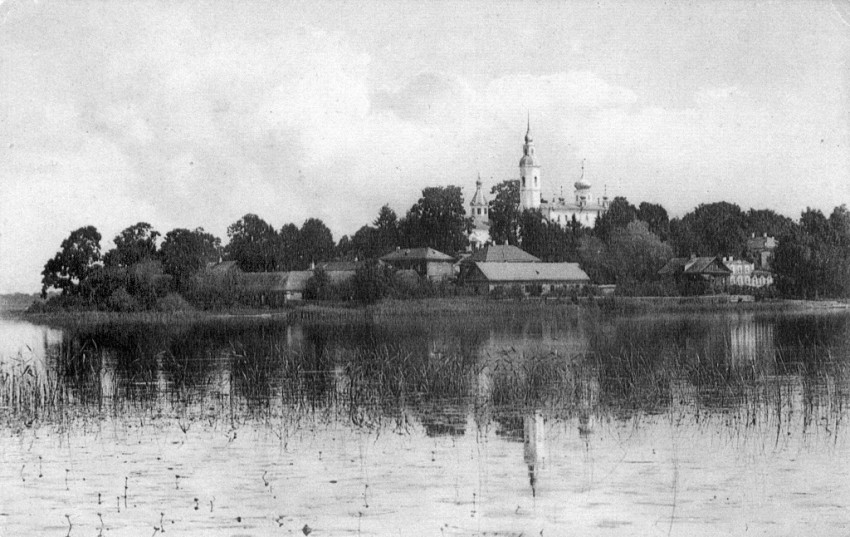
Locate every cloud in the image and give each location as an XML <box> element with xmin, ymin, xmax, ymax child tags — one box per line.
<box><xmin>1</xmin><ymin>2</ymin><xmax>848</xmax><ymax>293</ymax></box>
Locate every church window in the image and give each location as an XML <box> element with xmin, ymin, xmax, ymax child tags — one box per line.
<box><xmin>522</xmin><ymin>176</ymin><xmax>526</xmax><ymax>187</ymax></box>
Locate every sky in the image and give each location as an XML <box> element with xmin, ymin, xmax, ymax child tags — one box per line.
<box><xmin>1</xmin><ymin>0</ymin><xmax>849</xmax><ymax>293</ymax></box>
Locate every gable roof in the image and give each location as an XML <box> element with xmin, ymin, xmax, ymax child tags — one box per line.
<box><xmin>470</xmin><ymin>262</ymin><xmax>590</xmax><ymax>283</ymax></box>
<box><xmin>658</xmin><ymin>257</ymin><xmax>733</xmax><ymax>276</ymax></box>
<box><xmin>465</xmin><ymin>244</ymin><xmax>541</xmax><ymax>263</ymax></box>
<box><xmin>380</xmin><ymin>247</ymin><xmax>455</xmax><ymax>263</ymax></box>
<box><xmin>657</xmin><ymin>257</ymin><xmax>689</xmax><ymax>275</ymax></box>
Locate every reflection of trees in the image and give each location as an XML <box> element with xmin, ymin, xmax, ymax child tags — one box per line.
<box><xmin>11</xmin><ymin>310</ymin><xmax>848</xmax><ymax>438</ymax></box>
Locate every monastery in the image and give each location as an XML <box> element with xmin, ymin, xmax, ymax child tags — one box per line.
<box><xmin>469</xmin><ymin>121</ymin><xmax>610</xmax><ymax>248</ymax></box>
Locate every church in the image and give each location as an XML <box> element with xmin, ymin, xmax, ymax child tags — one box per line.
<box><xmin>468</xmin><ymin>121</ymin><xmax>611</xmax><ymax>249</ymax></box>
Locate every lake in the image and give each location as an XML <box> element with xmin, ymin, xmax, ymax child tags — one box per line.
<box><xmin>1</xmin><ymin>306</ymin><xmax>849</xmax><ymax>536</ymax></box>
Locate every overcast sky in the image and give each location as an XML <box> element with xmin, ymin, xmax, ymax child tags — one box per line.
<box><xmin>1</xmin><ymin>0</ymin><xmax>849</xmax><ymax>293</ymax></box>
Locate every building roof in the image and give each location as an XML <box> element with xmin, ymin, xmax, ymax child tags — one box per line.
<box><xmin>465</xmin><ymin>244</ymin><xmax>541</xmax><ymax>263</ymax></box>
<box><xmin>380</xmin><ymin>247</ymin><xmax>456</xmax><ymax>263</ymax></box>
<box><xmin>469</xmin><ymin>262</ymin><xmax>590</xmax><ymax>283</ymax></box>
<box><xmin>237</xmin><ymin>272</ymin><xmax>289</xmax><ymax>292</ymax></box>
<box><xmin>283</xmin><ymin>271</ymin><xmax>313</xmax><ymax>292</ymax></box>
<box><xmin>657</xmin><ymin>258</ymin><xmax>689</xmax><ymax>275</ymax></box>
<box><xmin>542</xmin><ymin>199</ymin><xmax>608</xmax><ymax>212</ymax></box>
<box><xmin>658</xmin><ymin>257</ymin><xmax>733</xmax><ymax>276</ymax></box>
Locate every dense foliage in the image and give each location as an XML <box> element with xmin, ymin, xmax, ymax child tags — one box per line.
<box><xmin>33</xmin><ymin>175</ymin><xmax>850</xmax><ymax>311</ymax></box>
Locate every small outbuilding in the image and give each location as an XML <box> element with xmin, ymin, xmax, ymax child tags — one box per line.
<box><xmin>658</xmin><ymin>256</ymin><xmax>733</xmax><ymax>291</ymax></box>
<box><xmin>380</xmin><ymin>247</ymin><xmax>456</xmax><ymax>281</ymax></box>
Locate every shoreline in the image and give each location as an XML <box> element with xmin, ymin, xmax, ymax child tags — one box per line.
<box><xmin>4</xmin><ymin>296</ymin><xmax>849</xmax><ymax>326</ymax></box>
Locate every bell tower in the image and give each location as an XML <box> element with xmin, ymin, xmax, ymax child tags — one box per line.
<box><xmin>470</xmin><ymin>174</ymin><xmax>490</xmax><ymax>228</ymax></box>
<box><xmin>519</xmin><ymin>117</ymin><xmax>541</xmax><ymax>211</ymax></box>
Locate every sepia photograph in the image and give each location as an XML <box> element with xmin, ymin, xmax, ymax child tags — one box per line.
<box><xmin>1</xmin><ymin>0</ymin><xmax>849</xmax><ymax>535</ymax></box>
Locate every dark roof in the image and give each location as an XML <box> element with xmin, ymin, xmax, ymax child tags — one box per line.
<box><xmin>658</xmin><ymin>257</ymin><xmax>732</xmax><ymax>276</ymax></box>
<box><xmin>658</xmin><ymin>258</ymin><xmax>689</xmax><ymax>275</ymax></box>
<box><xmin>469</xmin><ymin>262</ymin><xmax>590</xmax><ymax>283</ymax></box>
<box><xmin>380</xmin><ymin>247</ymin><xmax>455</xmax><ymax>263</ymax></box>
<box><xmin>465</xmin><ymin>245</ymin><xmax>541</xmax><ymax>263</ymax></box>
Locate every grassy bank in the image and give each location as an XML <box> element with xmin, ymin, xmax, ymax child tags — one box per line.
<box><xmin>6</xmin><ymin>295</ymin><xmax>848</xmax><ymax>328</ymax></box>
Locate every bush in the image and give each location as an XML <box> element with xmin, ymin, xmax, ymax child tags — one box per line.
<box><xmin>352</xmin><ymin>262</ymin><xmax>393</xmax><ymax>303</ymax></box>
<box><xmin>304</xmin><ymin>269</ymin><xmax>334</xmax><ymax>300</ymax></box>
<box><xmin>615</xmin><ymin>279</ymin><xmax>680</xmax><ymax>297</ymax></box>
<box><xmin>507</xmin><ymin>284</ymin><xmax>525</xmax><ymax>300</ymax></box>
<box><xmin>106</xmin><ymin>288</ymin><xmax>139</xmax><ymax>312</ymax></box>
<box><xmin>156</xmin><ymin>292</ymin><xmax>192</xmax><ymax>312</ymax></box>
<box><xmin>28</xmin><ymin>294</ymin><xmax>92</xmax><ymax>312</ymax></box>
<box><xmin>127</xmin><ymin>260</ymin><xmax>169</xmax><ymax>308</ymax></box>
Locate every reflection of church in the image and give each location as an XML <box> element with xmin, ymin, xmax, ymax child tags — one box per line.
<box><xmin>524</xmin><ymin>412</ymin><xmax>546</xmax><ymax>497</ymax></box>
<box><xmin>469</xmin><ymin>121</ymin><xmax>611</xmax><ymax>249</ymax></box>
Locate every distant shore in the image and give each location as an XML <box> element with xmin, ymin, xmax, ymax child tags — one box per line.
<box><xmin>4</xmin><ymin>295</ymin><xmax>849</xmax><ymax>328</ymax></box>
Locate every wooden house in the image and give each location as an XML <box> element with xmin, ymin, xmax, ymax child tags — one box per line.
<box><xmin>380</xmin><ymin>247</ymin><xmax>456</xmax><ymax>281</ymax></box>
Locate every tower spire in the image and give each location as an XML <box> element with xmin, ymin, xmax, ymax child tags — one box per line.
<box><xmin>525</xmin><ymin>112</ymin><xmax>533</xmax><ymax>143</ymax></box>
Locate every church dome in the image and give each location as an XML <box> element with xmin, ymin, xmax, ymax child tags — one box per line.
<box><xmin>574</xmin><ymin>178</ymin><xmax>591</xmax><ymax>190</ymax></box>
<box><xmin>520</xmin><ymin>154</ymin><xmax>540</xmax><ymax>167</ymax></box>
<box><xmin>470</xmin><ymin>177</ymin><xmax>488</xmax><ymax>206</ymax></box>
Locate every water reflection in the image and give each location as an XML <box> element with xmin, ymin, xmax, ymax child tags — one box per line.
<box><xmin>1</xmin><ymin>310</ymin><xmax>848</xmax><ymax>535</ymax></box>
<box><xmin>523</xmin><ymin>412</ymin><xmax>546</xmax><ymax>497</ymax></box>
<box><xmin>1</xmin><ymin>311</ymin><xmax>848</xmax><ymax>430</ymax></box>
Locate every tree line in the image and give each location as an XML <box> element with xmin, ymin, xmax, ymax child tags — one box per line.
<box><xmin>37</xmin><ymin>179</ymin><xmax>850</xmax><ymax>311</ymax></box>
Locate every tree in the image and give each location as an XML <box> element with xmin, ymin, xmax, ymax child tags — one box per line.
<box><xmin>160</xmin><ymin>228</ymin><xmax>221</xmax><ymax>288</ymax></box>
<box><xmin>41</xmin><ymin>226</ymin><xmax>102</xmax><ymax>298</ymax></box>
<box><xmin>373</xmin><ymin>204</ymin><xmax>401</xmax><ymax>255</ymax></box>
<box><xmin>105</xmin><ymin>222</ymin><xmax>160</xmax><ymax>267</ymax></box>
<box><xmin>402</xmin><ymin>185</ymin><xmax>471</xmax><ymax>254</ymax></box>
<box><xmin>774</xmin><ymin>206</ymin><xmax>850</xmax><ymax>298</ymax></box>
<box><xmin>226</xmin><ymin>214</ymin><xmax>280</xmax><ymax>272</ymax></box>
<box><xmin>743</xmin><ymin>208</ymin><xmax>796</xmax><ymax>241</ymax></box>
<box><xmin>577</xmin><ymin>235</ymin><xmax>611</xmax><ymax>284</ymax></box>
<box><xmin>637</xmin><ymin>202</ymin><xmax>670</xmax><ymax>241</ymax></box>
<box><xmin>304</xmin><ymin>268</ymin><xmax>332</xmax><ymax>300</ymax></box>
<box><xmin>518</xmin><ymin>209</ymin><xmax>578</xmax><ymax>262</ymax></box>
<box><xmin>606</xmin><ymin>221</ymin><xmax>673</xmax><ymax>283</ymax></box>
<box><xmin>488</xmin><ymin>180</ymin><xmax>521</xmax><ymax>246</ymax></box>
<box><xmin>278</xmin><ymin>223</ymin><xmax>301</xmax><ymax>271</ymax></box>
<box><xmin>298</xmin><ymin>218</ymin><xmax>335</xmax><ymax>268</ymax></box>
<box><xmin>594</xmin><ymin>196</ymin><xmax>637</xmax><ymax>242</ymax></box>
<box><xmin>670</xmin><ymin>202</ymin><xmax>747</xmax><ymax>257</ymax></box>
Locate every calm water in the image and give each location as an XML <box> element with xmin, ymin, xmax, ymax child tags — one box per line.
<box><xmin>1</xmin><ymin>307</ymin><xmax>849</xmax><ymax>536</ymax></box>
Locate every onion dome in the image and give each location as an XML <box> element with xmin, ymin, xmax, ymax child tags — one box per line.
<box><xmin>574</xmin><ymin>159</ymin><xmax>590</xmax><ymax>190</ymax></box>
<box><xmin>574</xmin><ymin>178</ymin><xmax>591</xmax><ymax>190</ymax></box>
<box><xmin>470</xmin><ymin>175</ymin><xmax>488</xmax><ymax>206</ymax></box>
